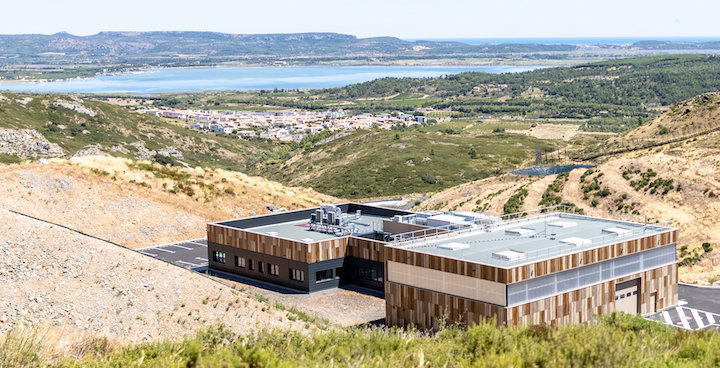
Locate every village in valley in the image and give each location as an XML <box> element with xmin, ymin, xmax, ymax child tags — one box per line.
<box><xmin>141</xmin><ymin>107</ymin><xmax>433</xmax><ymax>141</ymax></box>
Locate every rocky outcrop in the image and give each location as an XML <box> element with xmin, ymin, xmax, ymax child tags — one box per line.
<box><xmin>0</xmin><ymin>129</ymin><xmax>64</xmax><ymax>158</ymax></box>
<box><xmin>52</xmin><ymin>99</ymin><xmax>96</xmax><ymax>117</ymax></box>
<box><xmin>68</xmin><ymin>144</ymin><xmax>108</xmax><ymax>158</ymax></box>
<box><xmin>129</xmin><ymin>141</ymin><xmax>156</xmax><ymax>160</ymax></box>
<box><xmin>157</xmin><ymin>146</ymin><xmax>184</xmax><ymax>159</ymax></box>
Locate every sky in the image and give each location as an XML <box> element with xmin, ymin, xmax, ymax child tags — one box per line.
<box><xmin>2</xmin><ymin>0</ymin><xmax>719</xmax><ymax>39</ymax></box>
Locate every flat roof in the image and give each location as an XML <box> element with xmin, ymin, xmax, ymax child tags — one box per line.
<box><xmin>245</xmin><ymin>214</ymin><xmax>390</xmax><ymax>242</ymax></box>
<box><xmin>390</xmin><ymin>213</ymin><xmax>674</xmax><ymax>268</ymax></box>
<box><xmin>211</xmin><ymin>203</ymin><xmax>413</xmax><ymax>243</ymax></box>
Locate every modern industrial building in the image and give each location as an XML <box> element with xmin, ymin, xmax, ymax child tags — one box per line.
<box><xmin>207</xmin><ymin>204</ymin><xmax>677</xmax><ymax>328</ymax></box>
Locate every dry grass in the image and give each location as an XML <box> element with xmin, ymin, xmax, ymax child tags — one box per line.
<box><xmin>0</xmin><ymin>156</ymin><xmax>337</xmax><ymax>248</ymax></box>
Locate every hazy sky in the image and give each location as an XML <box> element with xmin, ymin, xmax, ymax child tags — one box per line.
<box><xmin>3</xmin><ymin>0</ymin><xmax>719</xmax><ymax>39</ymax></box>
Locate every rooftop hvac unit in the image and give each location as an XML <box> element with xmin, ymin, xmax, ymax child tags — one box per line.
<box><xmin>327</xmin><ymin>211</ymin><xmax>336</xmax><ymax>226</ymax></box>
<box><xmin>437</xmin><ymin>242</ymin><xmax>470</xmax><ymax>251</ymax></box>
<box><xmin>548</xmin><ymin>221</ymin><xmax>577</xmax><ymax>228</ymax></box>
<box><xmin>559</xmin><ymin>237</ymin><xmax>592</xmax><ymax>247</ymax></box>
<box><xmin>505</xmin><ymin>227</ymin><xmax>536</xmax><ymax>236</ymax></box>
<box><xmin>602</xmin><ymin>227</ymin><xmax>632</xmax><ymax>237</ymax></box>
<box><xmin>316</xmin><ymin>209</ymin><xmax>324</xmax><ymax>223</ymax></box>
<box><xmin>492</xmin><ymin>249</ymin><xmax>526</xmax><ymax>261</ymax></box>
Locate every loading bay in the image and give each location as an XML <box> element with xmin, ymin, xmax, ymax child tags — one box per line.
<box><xmin>139</xmin><ymin>238</ymin><xmax>720</xmax><ymax>331</ymax></box>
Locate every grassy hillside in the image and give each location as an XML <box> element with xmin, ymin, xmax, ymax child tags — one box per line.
<box><xmin>0</xmin><ymin>92</ymin><xmax>278</xmax><ymax>168</ymax></box>
<box><xmin>250</xmin><ymin>127</ymin><xmax>557</xmax><ymax>198</ymax></box>
<box><xmin>418</xmin><ymin>93</ymin><xmax>720</xmax><ymax>284</ymax></box>
<box><xmin>4</xmin><ymin>313</ymin><xmax>719</xmax><ymax>367</ymax></box>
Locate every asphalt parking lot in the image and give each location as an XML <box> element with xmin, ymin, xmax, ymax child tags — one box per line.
<box><xmin>646</xmin><ymin>284</ymin><xmax>720</xmax><ymax>330</ymax></box>
<box><xmin>138</xmin><ymin>238</ymin><xmax>208</xmax><ymax>271</ymax></box>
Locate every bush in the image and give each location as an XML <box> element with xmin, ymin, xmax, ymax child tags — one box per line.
<box><xmin>152</xmin><ymin>154</ymin><xmax>178</xmax><ymax>166</ymax></box>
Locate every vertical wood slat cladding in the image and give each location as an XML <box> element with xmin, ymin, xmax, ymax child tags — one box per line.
<box><xmin>385</xmin><ymin>282</ymin><xmax>507</xmax><ymax>330</ymax></box>
<box><xmin>346</xmin><ymin>237</ymin><xmax>386</xmax><ymax>262</ymax></box>
<box><xmin>386</xmin><ymin>263</ymin><xmax>677</xmax><ymax>329</ymax></box>
<box><xmin>207</xmin><ymin>224</ymin><xmax>348</xmax><ymax>263</ymax></box>
<box><xmin>506</xmin><ymin>230</ymin><xmax>677</xmax><ymax>283</ymax></box>
<box><xmin>508</xmin><ymin>263</ymin><xmax>677</xmax><ymax>327</ymax></box>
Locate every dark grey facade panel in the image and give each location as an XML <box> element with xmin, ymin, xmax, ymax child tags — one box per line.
<box><xmin>307</xmin><ymin>257</ymin><xmax>345</xmax><ymax>293</ymax></box>
<box><xmin>341</xmin><ymin>256</ymin><xmax>385</xmax><ymax>291</ymax></box>
<box><xmin>208</xmin><ymin>243</ymin><xmax>388</xmax><ymax>293</ymax></box>
<box><xmin>208</xmin><ymin>242</ymin><xmax>310</xmax><ymax>292</ymax></box>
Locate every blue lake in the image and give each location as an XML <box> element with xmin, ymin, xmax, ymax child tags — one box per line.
<box><xmin>0</xmin><ymin>65</ymin><xmax>548</xmax><ymax>94</ymax></box>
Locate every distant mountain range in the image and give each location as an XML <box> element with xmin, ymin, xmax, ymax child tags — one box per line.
<box><xmin>1</xmin><ymin>31</ymin><xmax>718</xmax><ymax>61</ymax></box>
<box><xmin>0</xmin><ymin>31</ymin><xmax>579</xmax><ymax>59</ymax></box>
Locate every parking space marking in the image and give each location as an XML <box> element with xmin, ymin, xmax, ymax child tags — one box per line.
<box><xmin>707</xmin><ymin>312</ymin><xmax>716</xmax><ymax>325</ymax></box>
<box><xmin>195</xmin><ymin>257</ymin><xmax>208</xmax><ymax>262</ymax></box>
<box><xmin>691</xmin><ymin>309</ymin><xmax>706</xmax><ymax>328</ymax></box>
<box><xmin>189</xmin><ymin>241</ymin><xmax>207</xmax><ymax>247</ymax></box>
<box><xmin>154</xmin><ymin>248</ymin><xmax>176</xmax><ymax>253</ymax></box>
<box><xmin>178</xmin><ymin>260</ymin><xmax>201</xmax><ymax>267</ymax></box>
<box><xmin>140</xmin><ymin>251</ymin><xmax>158</xmax><ymax>257</ymax></box>
<box><xmin>676</xmin><ymin>307</ymin><xmax>692</xmax><ymax>329</ymax></box>
<box><xmin>662</xmin><ymin>311</ymin><xmax>672</xmax><ymax>325</ymax></box>
<box><xmin>169</xmin><ymin>244</ymin><xmax>193</xmax><ymax>250</ymax></box>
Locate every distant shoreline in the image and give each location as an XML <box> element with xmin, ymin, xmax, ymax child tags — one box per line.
<box><xmin>0</xmin><ymin>59</ymin><xmax>574</xmax><ymax>84</ymax></box>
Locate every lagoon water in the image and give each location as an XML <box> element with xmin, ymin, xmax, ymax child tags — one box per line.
<box><xmin>0</xmin><ymin>65</ymin><xmax>547</xmax><ymax>94</ymax></box>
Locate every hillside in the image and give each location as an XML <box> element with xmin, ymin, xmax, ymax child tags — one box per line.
<box><xmin>0</xmin><ymin>92</ymin><xmax>283</xmax><ymax>169</ymax></box>
<box><xmin>0</xmin><ymin>156</ymin><xmax>335</xmax><ymax>248</ymax></box>
<box><xmin>250</xmin><ymin>128</ymin><xmax>558</xmax><ymax>198</ymax></box>
<box><xmin>0</xmin><ymin>155</ymin><xmax>340</xmax><ymax>356</ymax></box>
<box><xmin>417</xmin><ymin>93</ymin><xmax>720</xmax><ymax>284</ymax></box>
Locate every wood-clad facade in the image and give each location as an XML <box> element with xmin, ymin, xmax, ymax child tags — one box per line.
<box><xmin>385</xmin><ymin>229</ymin><xmax>678</xmax><ymax>329</ymax></box>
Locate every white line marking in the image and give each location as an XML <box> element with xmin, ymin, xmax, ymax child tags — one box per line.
<box><xmin>177</xmin><ymin>260</ymin><xmax>201</xmax><ymax>267</ymax></box>
<box><xmin>140</xmin><ymin>252</ymin><xmax>158</xmax><ymax>257</ymax></box>
<box><xmin>189</xmin><ymin>241</ymin><xmax>207</xmax><ymax>247</ymax></box>
<box><xmin>707</xmin><ymin>312</ymin><xmax>716</xmax><ymax>325</ymax></box>
<box><xmin>169</xmin><ymin>244</ymin><xmax>193</xmax><ymax>250</ymax></box>
<box><xmin>677</xmin><ymin>307</ymin><xmax>692</xmax><ymax>329</ymax></box>
<box><xmin>195</xmin><ymin>257</ymin><xmax>208</xmax><ymax>262</ymax></box>
<box><xmin>662</xmin><ymin>311</ymin><xmax>673</xmax><ymax>325</ymax></box>
<box><xmin>153</xmin><ymin>248</ymin><xmax>176</xmax><ymax>254</ymax></box>
<box><xmin>691</xmin><ymin>308</ymin><xmax>706</xmax><ymax>328</ymax></box>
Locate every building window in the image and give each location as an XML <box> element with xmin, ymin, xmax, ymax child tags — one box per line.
<box><xmin>258</xmin><ymin>261</ymin><xmax>264</xmax><ymax>273</ymax></box>
<box><xmin>267</xmin><ymin>263</ymin><xmax>279</xmax><ymax>276</ymax></box>
<box><xmin>290</xmin><ymin>268</ymin><xmax>305</xmax><ymax>282</ymax></box>
<box><xmin>359</xmin><ymin>268</ymin><xmax>383</xmax><ymax>282</ymax></box>
<box><xmin>212</xmin><ymin>251</ymin><xmax>226</xmax><ymax>264</ymax></box>
<box><xmin>316</xmin><ymin>269</ymin><xmax>334</xmax><ymax>283</ymax></box>
<box><xmin>235</xmin><ymin>256</ymin><xmax>246</xmax><ymax>268</ymax></box>
<box><xmin>248</xmin><ymin>259</ymin><xmax>254</xmax><ymax>271</ymax></box>
<box><xmin>335</xmin><ymin>267</ymin><xmax>342</xmax><ymax>279</ymax></box>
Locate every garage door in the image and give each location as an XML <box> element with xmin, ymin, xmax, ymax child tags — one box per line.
<box><xmin>615</xmin><ymin>279</ymin><xmax>639</xmax><ymax>314</ymax></box>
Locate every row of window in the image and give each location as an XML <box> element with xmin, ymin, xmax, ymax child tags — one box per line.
<box><xmin>212</xmin><ymin>251</ymin><xmax>304</xmax><ymax>282</ymax></box>
<box><xmin>359</xmin><ymin>267</ymin><xmax>383</xmax><ymax>282</ymax></box>
<box><xmin>316</xmin><ymin>267</ymin><xmax>342</xmax><ymax>283</ymax></box>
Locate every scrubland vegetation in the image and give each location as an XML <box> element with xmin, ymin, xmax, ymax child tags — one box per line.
<box><xmin>2</xmin><ymin>313</ymin><xmax>719</xmax><ymax>367</ymax></box>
